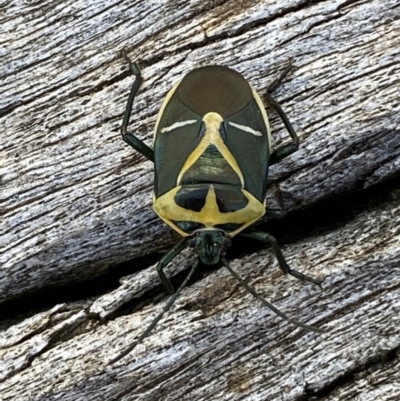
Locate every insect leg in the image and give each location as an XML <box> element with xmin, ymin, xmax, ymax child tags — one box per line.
<box><xmin>109</xmin><ymin>259</ymin><xmax>199</xmax><ymax>364</ymax></box>
<box><xmin>120</xmin><ymin>50</ymin><xmax>154</xmax><ymax>162</ymax></box>
<box><xmin>262</xmin><ymin>208</ymin><xmax>287</xmax><ymax>219</ymax></box>
<box><xmin>266</xmin><ymin>62</ymin><xmax>293</xmax><ymax>94</ymax></box>
<box><xmin>221</xmin><ymin>258</ymin><xmax>322</xmax><ymax>333</ymax></box>
<box><xmin>257</xmin><ymin>185</ymin><xmax>287</xmax><ymax>223</ymax></box>
<box><xmin>156</xmin><ymin>238</ymin><xmax>188</xmax><ymax>294</ymax></box>
<box><xmin>266</xmin><ymin>94</ymin><xmax>299</xmax><ymax>165</ymax></box>
<box><xmin>239</xmin><ymin>230</ymin><xmax>321</xmax><ymax>286</ymax></box>
<box><xmin>265</xmin><ymin>62</ymin><xmax>299</xmax><ymax>165</ymax></box>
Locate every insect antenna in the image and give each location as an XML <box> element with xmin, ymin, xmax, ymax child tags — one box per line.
<box><xmin>221</xmin><ymin>258</ymin><xmax>323</xmax><ymax>333</ymax></box>
<box><xmin>109</xmin><ymin>259</ymin><xmax>200</xmax><ymax>364</ymax></box>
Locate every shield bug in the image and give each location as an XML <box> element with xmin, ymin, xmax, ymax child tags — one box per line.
<box><xmin>110</xmin><ymin>51</ymin><xmax>322</xmax><ymax>363</ymax></box>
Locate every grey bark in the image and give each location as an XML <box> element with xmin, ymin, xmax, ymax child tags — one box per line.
<box><xmin>1</xmin><ymin>0</ymin><xmax>399</xmax><ymax>400</ymax></box>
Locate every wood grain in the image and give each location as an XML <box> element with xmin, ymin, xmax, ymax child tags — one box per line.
<box><xmin>1</xmin><ymin>0</ymin><xmax>399</xmax><ymax>399</ymax></box>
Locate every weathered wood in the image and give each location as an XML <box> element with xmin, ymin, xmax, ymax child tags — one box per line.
<box><xmin>1</xmin><ymin>0</ymin><xmax>399</xmax><ymax>399</ymax></box>
<box><xmin>1</xmin><ymin>196</ymin><xmax>399</xmax><ymax>399</ymax></box>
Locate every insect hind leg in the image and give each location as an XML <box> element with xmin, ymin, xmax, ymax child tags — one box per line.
<box><xmin>266</xmin><ymin>62</ymin><xmax>294</xmax><ymax>94</ymax></box>
<box><xmin>265</xmin><ymin>62</ymin><xmax>300</xmax><ymax>165</ymax></box>
<box><xmin>120</xmin><ymin>50</ymin><xmax>154</xmax><ymax>162</ymax></box>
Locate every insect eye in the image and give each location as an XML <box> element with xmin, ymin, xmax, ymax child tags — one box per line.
<box><xmin>223</xmin><ymin>237</ymin><xmax>232</xmax><ymax>247</ymax></box>
<box><xmin>187</xmin><ymin>238</ymin><xmax>196</xmax><ymax>247</ymax></box>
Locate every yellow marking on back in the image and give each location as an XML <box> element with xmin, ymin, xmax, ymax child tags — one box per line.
<box><xmin>154</xmin><ymin>80</ymin><xmax>181</xmax><ymax>143</ymax></box>
<box><xmin>161</xmin><ymin>119</ymin><xmax>198</xmax><ymax>133</ymax></box>
<box><xmin>176</xmin><ymin>112</ymin><xmax>245</xmax><ymax>186</ymax></box>
<box><xmin>228</xmin><ymin>121</ymin><xmax>262</xmax><ymax>136</ymax></box>
<box><xmin>153</xmin><ymin>185</ymin><xmax>265</xmax><ymax>237</ymax></box>
<box><xmin>252</xmin><ymin>88</ymin><xmax>272</xmax><ymax>152</ymax></box>
<box><xmin>153</xmin><ymin>82</ymin><xmax>270</xmax><ymax>237</ymax></box>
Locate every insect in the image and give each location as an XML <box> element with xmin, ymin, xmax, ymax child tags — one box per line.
<box><xmin>110</xmin><ymin>51</ymin><xmax>322</xmax><ymax>364</ymax></box>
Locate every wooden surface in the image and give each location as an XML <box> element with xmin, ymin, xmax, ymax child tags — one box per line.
<box><xmin>1</xmin><ymin>0</ymin><xmax>399</xmax><ymax>399</ymax></box>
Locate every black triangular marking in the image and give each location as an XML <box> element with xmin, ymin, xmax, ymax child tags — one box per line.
<box><xmin>174</xmin><ymin>186</ymin><xmax>208</xmax><ymax>212</ymax></box>
<box><xmin>181</xmin><ymin>145</ymin><xmax>241</xmax><ymax>186</ymax></box>
<box><xmin>214</xmin><ymin>185</ymin><xmax>249</xmax><ymax>213</ymax></box>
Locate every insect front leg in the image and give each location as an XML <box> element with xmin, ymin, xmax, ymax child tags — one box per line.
<box><xmin>120</xmin><ymin>50</ymin><xmax>154</xmax><ymax>162</ymax></box>
<box><xmin>239</xmin><ymin>229</ymin><xmax>321</xmax><ymax>286</ymax></box>
<box><xmin>156</xmin><ymin>238</ymin><xmax>188</xmax><ymax>294</ymax></box>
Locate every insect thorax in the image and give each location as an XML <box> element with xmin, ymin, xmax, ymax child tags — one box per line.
<box><xmin>153</xmin><ymin>112</ymin><xmax>265</xmax><ymax>237</ymax></box>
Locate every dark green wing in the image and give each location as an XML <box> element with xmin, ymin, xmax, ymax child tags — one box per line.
<box><xmin>223</xmin><ymin>98</ymin><xmax>270</xmax><ymax>202</ymax></box>
<box><xmin>154</xmin><ymin>66</ymin><xmax>270</xmax><ymax>201</ymax></box>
